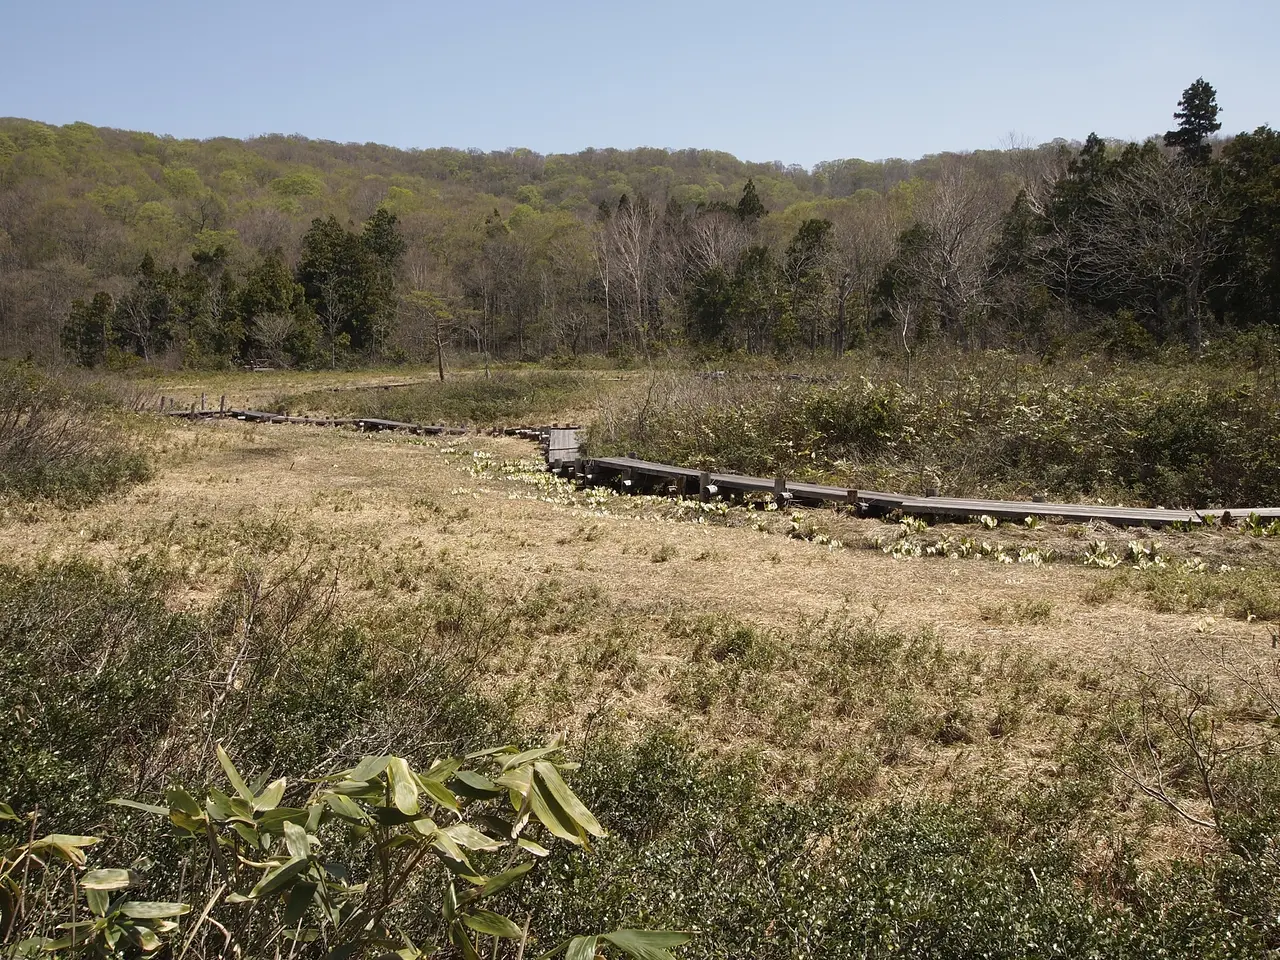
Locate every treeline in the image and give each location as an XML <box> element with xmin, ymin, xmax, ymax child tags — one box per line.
<box><xmin>2</xmin><ymin>79</ymin><xmax>1277</xmax><ymax>367</ymax></box>
<box><xmin>681</xmin><ymin>79</ymin><xmax>1278</xmax><ymax>358</ymax></box>
<box><xmin>60</xmin><ymin>210</ymin><xmax>405</xmax><ymax>368</ymax></box>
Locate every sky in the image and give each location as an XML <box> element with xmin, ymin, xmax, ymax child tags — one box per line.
<box><xmin>5</xmin><ymin>0</ymin><xmax>1279</xmax><ymax>168</ymax></box>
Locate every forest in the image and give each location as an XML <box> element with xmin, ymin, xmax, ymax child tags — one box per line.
<box><xmin>3</xmin><ymin>79</ymin><xmax>1277</xmax><ymax>369</ymax></box>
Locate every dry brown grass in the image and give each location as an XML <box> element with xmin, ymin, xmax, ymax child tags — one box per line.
<box><xmin>113</xmin><ymin>366</ymin><xmax>649</xmax><ymax>425</ymax></box>
<box><xmin>3</xmin><ymin>404</ymin><xmax>1278</xmax><ymax>864</ymax></box>
<box><xmin>6</xmin><ymin>415</ymin><xmax>1273</xmax><ymax>654</ymax></box>
<box><xmin>6</xmin><ymin>368</ymin><xmax>1278</xmax><ymax>888</ymax></box>
<box><xmin>3</xmin><ymin>413</ymin><xmax>1273</xmax><ymax>734</ymax></box>
<box><xmin>108</xmin><ymin>368</ymin><xmax>439</xmax><ymax>411</ymax></box>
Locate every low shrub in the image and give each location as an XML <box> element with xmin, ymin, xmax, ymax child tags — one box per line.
<box><xmin>1137</xmin><ymin>565</ymin><xmax>1280</xmax><ymax>621</ymax></box>
<box><xmin>3</xmin><ymin>552</ymin><xmax>1280</xmax><ymax>956</ymax></box>
<box><xmin>0</xmin><ymin>364</ymin><xmax>149</xmax><ymax>505</ymax></box>
<box><xmin>0</xmin><ymin>556</ymin><xmax>510</xmax><ymax>832</ymax></box>
<box><xmin>586</xmin><ymin>358</ymin><xmax>1280</xmax><ymax>507</ymax></box>
<box><xmin>0</xmin><ymin>745</ymin><xmax>686</xmax><ymax>960</ymax></box>
<box><xmin>516</xmin><ymin>730</ymin><xmax>1280</xmax><ymax>960</ymax></box>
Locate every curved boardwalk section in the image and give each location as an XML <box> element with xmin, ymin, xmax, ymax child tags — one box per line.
<box><xmin>164</xmin><ymin>404</ymin><xmax>1280</xmax><ymax>529</ymax></box>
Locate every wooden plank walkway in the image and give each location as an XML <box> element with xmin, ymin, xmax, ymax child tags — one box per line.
<box><xmin>167</xmin><ymin>407</ymin><xmax>467</xmax><ymax>434</ymax></box>
<box><xmin>1200</xmin><ymin>507</ymin><xmax>1280</xmax><ymax>522</ymax></box>
<box><xmin>576</xmin><ymin>454</ymin><xmax>1280</xmax><ymax>529</ymax></box>
<box><xmin>156</xmin><ymin>399</ymin><xmax>1280</xmax><ymax>530</ymax></box>
<box><xmin>547</xmin><ymin>429</ymin><xmax>581</xmax><ymax>465</ymax></box>
<box><xmin>894</xmin><ymin>495</ymin><xmax>1201</xmax><ymax>526</ymax></box>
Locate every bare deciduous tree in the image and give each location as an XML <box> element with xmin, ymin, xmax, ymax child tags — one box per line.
<box><xmin>1000</xmin><ymin>132</ymin><xmax>1072</xmax><ymax>215</ymax></box>
<box><xmin>686</xmin><ymin>209</ymin><xmax>750</xmax><ymax>276</ymax></box>
<box><xmin>894</xmin><ymin>164</ymin><xmax>1008</xmax><ymax>343</ymax></box>
<box><xmin>1076</xmin><ymin>159</ymin><xmax>1232</xmax><ymax>344</ymax></box>
<box><xmin>605</xmin><ymin>197</ymin><xmax>661</xmax><ymax>349</ymax></box>
<box><xmin>1108</xmin><ymin>641</ymin><xmax>1277</xmax><ymax>839</ymax></box>
<box><xmin>828</xmin><ymin>196</ymin><xmax>900</xmax><ymax>355</ymax></box>
<box><xmin>399</xmin><ymin>290</ymin><xmax>454</xmax><ymax>380</ymax></box>
<box><xmin>592</xmin><ymin>219</ymin><xmax>614</xmax><ymax>352</ymax></box>
<box><xmin>253</xmin><ymin>312</ymin><xmax>296</xmax><ymax>368</ymax></box>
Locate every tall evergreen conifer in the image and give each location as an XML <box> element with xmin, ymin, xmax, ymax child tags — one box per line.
<box><xmin>1164</xmin><ymin>78</ymin><xmax>1222</xmax><ymax>165</ymax></box>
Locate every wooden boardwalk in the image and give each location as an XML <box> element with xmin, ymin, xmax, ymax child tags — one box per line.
<box><xmin>168</xmin><ymin>408</ymin><xmax>469</xmax><ymax>435</ymax></box>
<box><xmin>158</xmin><ymin>400</ymin><xmax>1279</xmax><ymax>530</ymax></box>
<box><xmin>572</xmin><ymin>454</ymin><xmax>1276</xmax><ymax>529</ymax></box>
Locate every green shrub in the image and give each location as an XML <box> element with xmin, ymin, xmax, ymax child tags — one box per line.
<box><xmin>0</xmin><ymin>559</ymin><xmax>193</xmax><ymax>827</ymax></box>
<box><xmin>4</xmin><ymin>550</ymin><xmax>1280</xmax><ymax>957</ymax></box>
<box><xmin>515</xmin><ymin>730</ymin><xmax>1280</xmax><ymax>960</ymax></box>
<box><xmin>1137</xmin><ymin>565</ymin><xmax>1280</xmax><ymax>621</ymax></box>
<box><xmin>1</xmin><ymin>745</ymin><xmax>688</xmax><ymax>960</ymax></box>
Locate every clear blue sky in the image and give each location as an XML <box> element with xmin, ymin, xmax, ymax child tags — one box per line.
<box><xmin>5</xmin><ymin>0</ymin><xmax>1278</xmax><ymax>168</ymax></box>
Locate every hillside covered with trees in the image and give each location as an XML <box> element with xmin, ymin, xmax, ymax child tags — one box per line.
<box><xmin>2</xmin><ymin>78</ymin><xmax>1276</xmax><ymax>368</ymax></box>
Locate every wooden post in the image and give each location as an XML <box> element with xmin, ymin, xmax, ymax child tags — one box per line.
<box><xmin>219</xmin><ymin>395</ymin><xmax>226</xmax><ymax>417</ymax></box>
<box><xmin>200</xmin><ymin>393</ymin><xmax>206</xmax><ymax>412</ymax></box>
<box><xmin>699</xmin><ymin>472</ymin><xmax>713</xmax><ymax>502</ymax></box>
<box><xmin>774</xmin><ymin>475</ymin><xmax>788</xmax><ymax>506</ymax></box>
<box><xmin>845</xmin><ymin>489</ymin><xmax>864</xmax><ymax>517</ymax></box>
<box><xmin>189</xmin><ymin>400</ymin><xmax>196</xmax><ymax>419</ymax></box>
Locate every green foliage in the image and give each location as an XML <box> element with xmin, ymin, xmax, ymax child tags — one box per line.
<box><xmin>61</xmin><ymin>292</ymin><xmax>114</xmax><ymax>368</ymax></box>
<box><xmin>784</xmin><ymin>217</ymin><xmax>834</xmax><ymax>353</ymax></box>
<box><xmin>2</xmin><ymin>745</ymin><xmax>686</xmax><ymax>960</ymax></box>
<box><xmin>297</xmin><ymin>211</ymin><xmax>405</xmax><ymax>366</ymax></box>
<box><xmin>686</xmin><ymin>267</ymin><xmax>735</xmax><ymax>348</ymax></box>
<box><xmin>0</xmin><ymin>553</ymin><xmax>516</xmax><ymax>834</ymax></box>
<box><xmin>239</xmin><ymin>253</ymin><xmax>320</xmax><ymax>366</ymax></box>
<box><xmin>269</xmin><ymin>172</ymin><xmax>326</xmax><ymax>197</ymax></box>
<box><xmin>730</xmin><ymin>246</ymin><xmax>786</xmax><ymax>354</ymax></box>
<box><xmin>0</xmin><ymin>559</ymin><xmax>191</xmax><ymax>826</ymax></box>
<box><xmin>1164</xmin><ymin>78</ymin><xmax>1223</xmax><ymax>166</ymax></box>
<box><xmin>1221</xmin><ymin>126</ymin><xmax>1280</xmax><ymax>324</ymax></box>
<box><xmin>735</xmin><ymin>179</ymin><xmax>766</xmax><ymax>221</ymax></box>
<box><xmin>112</xmin><ymin>253</ymin><xmax>180</xmax><ymax>362</ymax></box>
<box><xmin>1099</xmin><ymin>309</ymin><xmax>1157</xmax><ymax>360</ymax></box>
<box><xmin>515</xmin><ymin>731</ymin><xmax>1280</xmax><ymax>960</ymax></box>
<box><xmin>0</xmin><ymin>555</ymin><xmax>709</xmax><ymax>954</ymax></box>
<box><xmin>8</xmin><ymin>75</ymin><xmax>1279</xmax><ymax>367</ymax></box>
<box><xmin>1</xmin><ymin>823</ymin><xmax>187</xmax><ymax>955</ymax></box>
<box><xmin>46</xmin><ymin>209</ymin><xmax>398</xmax><ymax>369</ymax></box>
<box><xmin>2</xmin><ymin>546</ymin><xmax>1279</xmax><ymax>956</ymax></box>
<box><xmin>1136</xmin><ymin>564</ymin><xmax>1280</xmax><ymax>621</ymax></box>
